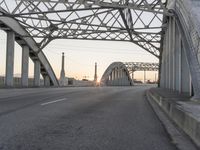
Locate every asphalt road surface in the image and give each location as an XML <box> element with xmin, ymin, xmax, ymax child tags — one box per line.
<box><xmin>0</xmin><ymin>86</ymin><xmax>178</xmax><ymax>150</ymax></box>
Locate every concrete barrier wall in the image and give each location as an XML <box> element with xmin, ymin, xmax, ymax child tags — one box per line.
<box><xmin>0</xmin><ymin>76</ymin><xmax>44</xmax><ymax>87</ymax></box>
<box><xmin>147</xmin><ymin>89</ymin><xmax>200</xmax><ymax>148</ymax></box>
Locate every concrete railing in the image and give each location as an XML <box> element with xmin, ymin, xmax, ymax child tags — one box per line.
<box><xmin>0</xmin><ymin>76</ymin><xmax>44</xmax><ymax>87</ymax></box>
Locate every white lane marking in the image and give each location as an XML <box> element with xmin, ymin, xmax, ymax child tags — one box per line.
<box><xmin>40</xmin><ymin>98</ymin><xmax>67</xmax><ymax>106</ymax></box>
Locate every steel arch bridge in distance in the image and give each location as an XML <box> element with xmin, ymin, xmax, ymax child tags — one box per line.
<box><xmin>100</xmin><ymin>62</ymin><xmax>159</xmax><ymax>86</ymax></box>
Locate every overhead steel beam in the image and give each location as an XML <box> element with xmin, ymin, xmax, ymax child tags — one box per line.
<box><xmin>0</xmin><ymin>0</ymin><xmax>168</xmax><ymax>57</ymax></box>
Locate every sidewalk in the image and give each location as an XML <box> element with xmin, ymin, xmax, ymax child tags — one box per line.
<box><xmin>147</xmin><ymin>88</ymin><xmax>200</xmax><ymax>148</ymax></box>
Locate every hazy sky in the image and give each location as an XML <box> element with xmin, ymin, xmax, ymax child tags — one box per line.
<box><xmin>0</xmin><ymin>30</ymin><xmax>158</xmax><ymax>82</ymax></box>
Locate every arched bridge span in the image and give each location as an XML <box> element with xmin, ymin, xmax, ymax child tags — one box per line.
<box><xmin>101</xmin><ymin>62</ymin><xmax>133</xmax><ymax>86</ymax></box>
<box><xmin>101</xmin><ymin>62</ymin><xmax>159</xmax><ymax>86</ymax></box>
<box><xmin>0</xmin><ymin>0</ymin><xmax>168</xmax><ymax>87</ymax></box>
<box><xmin>0</xmin><ymin>16</ymin><xmax>59</xmax><ymax>87</ymax></box>
<box><xmin>1</xmin><ymin>0</ymin><xmax>200</xmax><ymax>101</ymax></box>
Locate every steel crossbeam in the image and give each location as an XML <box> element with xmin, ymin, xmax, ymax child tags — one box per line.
<box><xmin>124</xmin><ymin>62</ymin><xmax>159</xmax><ymax>72</ymax></box>
<box><xmin>0</xmin><ymin>0</ymin><xmax>170</xmax><ymax>57</ymax></box>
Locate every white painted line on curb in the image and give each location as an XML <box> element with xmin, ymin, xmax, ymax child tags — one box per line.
<box><xmin>40</xmin><ymin>98</ymin><xmax>67</xmax><ymax>106</ymax></box>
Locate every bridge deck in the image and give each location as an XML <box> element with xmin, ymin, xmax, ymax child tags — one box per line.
<box><xmin>0</xmin><ymin>86</ymin><xmax>178</xmax><ymax>150</ymax></box>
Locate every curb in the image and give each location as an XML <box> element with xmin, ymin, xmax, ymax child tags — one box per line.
<box><xmin>146</xmin><ymin>89</ymin><xmax>199</xmax><ymax>149</ymax></box>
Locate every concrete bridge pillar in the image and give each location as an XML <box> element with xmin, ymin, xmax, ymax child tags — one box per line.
<box><xmin>169</xmin><ymin>17</ymin><xmax>176</xmax><ymax>90</ymax></box>
<box><xmin>161</xmin><ymin>16</ymin><xmax>192</xmax><ymax>95</ymax></box>
<box><xmin>114</xmin><ymin>69</ymin><xmax>117</xmax><ymax>86</ymax></box>
<box><xmin>125</xmin><ymin>73</ymin><xmax>129</xmax><ymax>85</ymax></box>
<box><xmin>112</xmin><ymin>70</ymin><xmax>115</xmax><ymax>86</ymax></box>
<box><xmin>122</xmin><ymin>70</ymin><xmax>126</xmax><ymax>86</ymax></box>
<box><xmin>116</xmin><ymin>69</ymin><xmax>118</xmax><ymax>86</ymax></box>
<box><xmin>119</xmin><ymin>69</ymin><xmax>123</xmax><ymax>86</ymax></box>
<box><xmin>5</xmin><ymin>31</ymin><xmax>15</xmax><ymax>87</ymax></box>
<box><xmin>175</xmin><ymin>25</ymin><xmax>182</xmax><ymax>92</ymax></box>
<box><xmin>181</xmin><ymin>44</ymin><xmax>191</xmax><ymax>93</ymax></box>
<box><xmin>109</xmin><ymin>74</ymin><xmax>112</xmax><ymax>85</ymax></box>
<box><xmin>21</xmin><ymin>45</ymin><xmax>29</xmax><ymax>87</ymax></box>
<box><xmin>166</xmin><ymin>20</ymin><xmax>170</xmax><ymax>89</ymax></box>
<box><xmin>117</xmin><ymin>67</ymin><xmax>120</xmax><ymax>86</ymax></box>
<box><xmin>44</xmin><ymin>75</ymin><xmax>50</xmax><ymax>87</ymax></box>
<box><xmin>160</xmin><ymin>41</ymin><xmax>166</xmax><ymax>88</ymax></box>
<box><xmin>108</xmin><ymin>74</ymin><xmax>111</xmax><ymax>86</ymax></box>
<box><xmin>34</xmin><ymin>60</ymin><xmax>41</xmax><ymax>87</ymax></box>
<box><xmin>113</xmin><ymin>69</ymin><xmax>116</xmax><ymax>86</ymax></box>
<box><xmin>172</xmin><ymin>19</ymin><xmax>176</xmax><ymax>91</ymax></box>
<box><xmin>122</xmin><ymin>70</ymin><xmax>125</xmax><ymax>86</ymax></box>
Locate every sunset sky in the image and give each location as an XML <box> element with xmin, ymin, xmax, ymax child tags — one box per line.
<box><xmin>0</xmin><ymin>30</ymin><xmax>158</xmax><ymax>82</ymax></box>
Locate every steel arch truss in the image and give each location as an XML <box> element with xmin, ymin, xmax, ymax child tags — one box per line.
<box><xmin>101</xmin><ymin>62</ymin><xmax>133</xmax><ymax>86</ymax></box>
<box><xmin>0</xmin><ymin>0</ymin><xmax>170</xmax><ymax>57</ymax></box>
<box><xmin>124</xmin><ymin>62</ymin><xmax>159</xmax><ymax>73</ymax></box>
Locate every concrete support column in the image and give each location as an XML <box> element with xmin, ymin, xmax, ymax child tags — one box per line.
<box><xmin>5</xmin><ymin>31</ymin><xmax>15</xmax><ymax>87</ymax></box>
<box><xmin>125</xmin><ymin>72</ymin><xmax>128</xmax><ymax>85</ymax></box>
<box><xmin>161</xmin><ymin>51</ymin><xmax>166</xmax><ymax>88</ymax></box>
<box><xmin>34</xmin><ymin>60</ymin><xmax>41</xmax><ymax>87</ymax></box>
<box><xmin>114</xmin><ymin>69</ymin><xmax>117</xmax><ymax>86</ymax></box>
<box><xmin>109</xmin><ymin>74</ymin><xmax>112</xmax><ymax>85</ymax></box>
<box><xmin>123</xmin><ymin>71</ymin><xmax>126</xmax><ymax>86</ymax></box>
<box><xmin>111</xmin><ymin>70</ymin><xmax>114</xmax><ymax>86</ymax></box>
<box><xmin>126</xmin><ymin>73</ymin><xmax>130</xmax><ymax>85</ymax></box>
<box><xmin>117</xmin><ymin>69</ymin><xmax>118</xmax><ymax>86</ymax></box>
<box><xmin>121</xmin><ymin>70</ymin><xmax>124</xmax><ymax>86</ymax></box>
<box><xmin>112</xmin><ymin>70</ymin><xmax>115</xmax><ymax>86</ymax></box>
<box><xmin>120</xmin><ymin>69</ymin><xmax>123</xmax><ymax>86</ymax></box>
<box><xmin>44</xmin><ymin>75</ymin><xmax>50</xmax><ymax>87</ymax></box>
<box><xmin>181</xmin><ymin>43</ymin><xmax>190</xmax><ymax>94</ymax></box>
<box><xmin>117</xmin><ymin>68</ymin><xmax>120</xmax><ymax>86</ymax></box>
<box><xmin>172</xmin><ymin>18</ymin><xmax>176</xmax><ymax>90</ymax></box>
<box><xmin>21</xmin><ymin>45</ymin><xmax>29</xmax><ymax>87</ymax></box>
<box><xmin>175</xmin><ymin>25</ymin><xmax>182</xmax><ymax>92</ymax></box>
<box><xmin>169</xmin><ymin>17</ymin><xmax>176</xmax><ymax>90</ymax></box>
<box><xmin>165</xmin><ymin>25</ymin><xmax>169</xmax><ymax>89</ymax></box>
<box><xmin>116</xmin><ymin>69</ymin><xmax>118</xmax><ymax>86</ymax></box>
<box><xmin>167</xmin><ymin>18</ymin><xmax>171</xmax><ymax>89</ymax></box>
<box><xmin>108</xmin><ymin>74</ymin><xmax>112</xmax><ymax>86</ymax></box>
<box><xmin>116</xmin><ymin>69</ymin><xmax>119</xmax><ymax>86</ymax></box>
<box><xmin>176</xmin><ymin>18</ymin><xmax>200</xmax><ymax>99</ymax></box>
<box><xmin>160</xmin><ymin>35</ymin><xmax>166</xmax><ymax>88</ymax></box>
